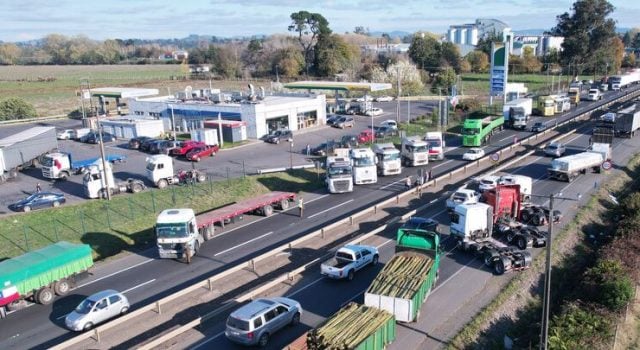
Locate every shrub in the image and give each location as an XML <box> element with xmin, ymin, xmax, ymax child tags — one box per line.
<box><xmin>583</xmin><ymin>259</ymin><xmax>634</xmax><ymax>311</ymax></box>
<box><xmin>548</xmin><ymin>302</ymin><xmax>613</xmax><ymax>350</ymax></box>
<box><xmin>0</xmin><ymin>97</ymin><xmax>38</xmax><ymax>120</ymax></box>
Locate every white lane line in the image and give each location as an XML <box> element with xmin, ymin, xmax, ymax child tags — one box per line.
<box><xmin>432</xmin><ymin>257</ymin><xmax>479</xmax><ymax>294</ymax></box>
<box><xmin>431</xmin><ymin>160</ymin><xmax>453</xmax><ymax>169</ymax></box>
<box><xmin>499</xmin><ymin>135</ymin><xmax>516</xmax><ymax>142</ymax></box>
<box><xmin>307</xmin><ymin>199</ymin><xmax>354</xmax><ymax>219</ymax></box>
<box><xmin>287</xmin><ymin>277</ymin><xmax>325</xmax><ymax>297</ymax></box>
<box><xmin>381</xmin><ymin>179</ymin><xmax>403</xmax><ymax>190</ymax></box>
<box><xmin>214</xmin><ymin>231</ymin><xmax>274</xmax><ymax>257</ymax></box>
<box><xmin>76</xmin><ymin>259</ymin><xmax>154</xmax><ymax>289</ymax></box>
<box><xmin>122</xmin><ymin>279</ymin><xmax>156</xmax><ymax>294</ymax></box>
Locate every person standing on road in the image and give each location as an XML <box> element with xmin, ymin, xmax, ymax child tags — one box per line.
<box><xmin>36</xmin><ymin>183</ymin><xmax>42</xmax><ymax>193</ymax></box>
<box><xmin>298</xmin><ymin>197</ymin><xmax>304</xmax><ymax>218</ymax></box>
<box><xmin>405</xmin><ymin>175</ymin><xmax>412</xmax><ymax>190</ymax></box>
<box><xmin>306</xmin><ymin>144</ymin><xmax>311</xmax><ymax>156</ymax></box>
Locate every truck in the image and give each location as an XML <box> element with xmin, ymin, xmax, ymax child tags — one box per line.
<box><xmin>461</xmin><ymin>113</ymin><xmax>504</xmax><ymax>146</ymax></box>
<box><xmin>145</xmin><ymin>154</ymin><xmax>207</xmax><ymax>188</ymax></box>
<box><xmin>503</xmin><ymin>98</ymin><xmax>533</xmax><ymax>129</ymax></box>
<box><xmin>568</xmin><ymin>86</ymin><xmax>581</xmax><ymax>104</ymax></box>
<box><xmin>0</xmin><ymin>241</ymin><xmax>93</xmax><ymax>319</ymax></box>
<box><xmin>0</xmin><ymin>126</ymin><xmax>58</xmax><ymax>183</ymax></box>
<box><xmin>424</xmin><ymin>131</ymin><xmax>446</xmax><ymax>160</ymax></box>
<box><xmin>498</xmin><ymin>174</ymin><xmax>532</xmax><ymax>203</ymax></box>
<box><xmin>400</xmin><ymin>136</ymin><xmax>429</xmax><ymax>166</ymax></box>
<box><xmin>285</xmin><ymin>303</ymin><xmax>395</xmax><ymax>350</ymax></box>
<box><xmin>155</xmin><ymin>191</ymin><xmax>296</xmax><ymax>262</ymax></box>
<box><xmin>364</xmin><ymin>217</ymin><xmax>440</xmax><ymax>322</ymax></box>
<box><xmin>83</xmin><ymin>160</ymin><xmax>146</xmax><ymax>198</ymax></box>
<box><xmin>615</xmin><ymin>110</ymin><xmax>640</xmax><ymax>137</ymax></box>
<box><xmin>325</xmin><ymin>155</ymin><xmax>354</xmax><ymax>193</ymax></box>
<box><xmin>548</xmin><ymin>144</ymin><xmax>609</xmax><ymax>182</ymax></box>
<box><xmin>320</xmin><ymin>245</ymin><xmax>379</xmax><ymax>280</ymax></box>
<box><xmin>372</xmin><ymin>143</ymin><xmax>401</xmax><ymax>176</ymax></box>
<box><xmin>611</xmin><ymin>71</ymin><xmax>640</xmax><ymax>90</ymax></box>
<box><xmin>554</xmin><ymin>95</ymin><xmax>571</xmax><ymax>113</ymax></box>
<box><xmin>41</xmin><ymin>152</ymin><xmax>126</xmax><ymax>180</ymax></box>
<box><xmin>350</xmin><ymin>148</ymin><xmax>378</xmax><ymax>185</ymax></box>
<box><xmin>537</xmin><ymin>95</ymin><xmax>556</xmax><ymax>117</ymax></box>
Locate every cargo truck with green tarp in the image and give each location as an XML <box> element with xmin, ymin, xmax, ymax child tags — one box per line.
<box><xmin>461</xmin><ymin>112</ymin><xmax>504</xmax><ymax>147</ymax></box>
<box><xmin>364</xmin><ymin>217</ymin><xmax>441</xmax><ymax>322</ymax></box>
<box><xmin>0</xmin><ymin>241</ymin><xmax>94</xmax><ymax>318</ymax></box>
<box><xmin>283</xmin><ymin>302</ymin><xmax>396</xmax><ymax>350</ymax></box>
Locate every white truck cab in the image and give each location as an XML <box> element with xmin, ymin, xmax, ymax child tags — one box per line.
<box><xmin>449</xmin><ymin>202</ymin><xmax>493</xmax><ymax>243</ymax></box>
<box><xmin>156</xmin><ymin>208</ymin><xmax>202</xmax><ymax>260</ymax></box>
<box><xmin>400</xmin><ymin>136</ymin><xmax>429</xmax><ymax>166</ymax></box>
<box><xmin>326</xmin><ymin>156</ymin><xmax>354</xmax><ymax>193</ymax></box>
<box><xmin>372</xmin><ymin>143</ymin><xmax>401</xmax><ymax>176</ymax></box>
<box><xmin>350</xmin><ymin>148</ymin><xmax>378</xmax><ymax>184</ymax></box>
<box><xmin>424</xmin><ymin>132</ymin><xmax>445</xmax><ymax>160</ymax></box>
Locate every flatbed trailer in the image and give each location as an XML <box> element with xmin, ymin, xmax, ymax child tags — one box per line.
<box><xmin>458</xmin><ymin>238</ymin><xmax>533</xmax><ymax>275</ymax></box>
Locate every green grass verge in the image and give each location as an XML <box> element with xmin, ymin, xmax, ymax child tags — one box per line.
<box><xmin>0</xmin><ymin>169</ymin><xmax>323</xmax><ymax>261</ymax></box>
<box><xmin>460</xmin><ymin>73</ymin><xmax>596</xmax><ymax>96</ymax></box>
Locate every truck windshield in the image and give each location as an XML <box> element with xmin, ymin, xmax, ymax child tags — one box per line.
<box><xmin>156</xmin><ymin>223</ymin><xmax>189</xmax><ymax>239</ymax></box>
<box><xmin>426</xmin><ymin>140</ymin><xmax>442</xmax><ymax>148</ymax></box>
<box><xmin>461</xmin><ymin>128</ymin><xmax>479</xmax><ymax>135</ymax></box>
<box><xmin>353</xmin><ymin>157</ymin><xmax>374</xmax><ymax>166</ymax></box>
<box><xmin>146</xmin><ymin>162</ymin><xmax>157</xmax><ymax>171</ymax></box>
<box><xmin>407</xmin><ymin>145</ymin><xmax>428</xmax><ymax>153</ymax></box>
<box><xmin>328</xmin><ymin>165</ymin><xmax>352</xmax><ymax>176</ymax></box>
<box><xmin>382</xmin><ymin>153</ymin><xmax>400</xmax><ymax>161</ymax></box>
<box><xmin>42</xmin><ymin>156</ymin><xmax>54</xmax><ymax>167</ymax></box>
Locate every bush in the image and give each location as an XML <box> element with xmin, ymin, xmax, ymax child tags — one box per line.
<box><xmin>584</xmin><ymin>260</ymin><xmax>634</xmax><ymax>311</ymax></box>
<box><xmin>455</xmin><ymin>98</ymin><xmax>482</xmax><ymax>113</ymax></box>
<box><xmin>0</xmin><ymin>97</ymin><xmax>38</xmax><ymax>120</ymax></box>
<box><xmin>548</xmin><ymin>302</ymin><xmax>614</xmax><ymax>350</ymax></box>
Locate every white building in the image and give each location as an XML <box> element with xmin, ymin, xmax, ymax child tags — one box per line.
<box><xmin>361</xmin><ymin>43</ymin><xmax>410</xmax><ymax>54</ymax></box>
<box><xmin>127</xmin><ymin>91</ymin><xmax>326</xmax><ymax>139</ymax></box>
<box><xmin>512</xmin><ymin>35</ymin><xmax>564</xmax><ymax>57</ymax></box>
<box><xmin>448</xmin><ymin>18</ymin><xmax>512</xmax><ymax>56</ymax></box>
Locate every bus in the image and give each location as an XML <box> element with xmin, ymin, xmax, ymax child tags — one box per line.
<box><xmin>461</xmin><ymin>114</ymin><xmax>504</xmax><ymax>147</ymax></box>
<box><xmin>537</xmin><ymin>95</ymin><xmax>556</xmax><ymax>116</ymax></box>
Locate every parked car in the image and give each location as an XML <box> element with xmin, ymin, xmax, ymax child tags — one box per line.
<box><xmin>375</xmin><ymin>95</ymin><xmax>394</xmax><ymax>102</ymax></box>
<box><xmin>170</xmin><ymin>140</ymin><xmax>205</xmax><ymax>156</ymax></box>
<box><xmin>477</xmin><ymin>175</ymin><xmax>500</xmax><ymax>192</ymax></box>
<box><xmin>84</xmin><ymin>132</ymin><xmax>116</xmax><ymax>144</ymax></box>
<box><xmin>128</xmin><ymin>136</ymin><xmax>154</xmax><ymax>150</ymax></box>
<box><xmin>160</xmin><ymin>140</ymin><xmax>183</xmax><ymax>155</ymax></box>
<box><xmin>373</xmin><ymin>125</ymin><xmax>398</xmax><ymax>138</ymax></box>
<box><xmin>265</xmin><ymin>129</ymin><xmax>293</xmax><ymax>144</ymax></box>
<box><xmin>531</xmin><ymin>122</ymin><xmax>547</xmax><ymax>133</ymax></box>
<box><xmin>379</xmin><ymin>120</ymin><xmax>398</xmax><ymax>130</ymax></box>
<box><xmin>9</xmin><ymin>192</ymin><xmax>66</xmax><ymax>212</ymax></box>
<box><xmin>65</xmin><ymin>290</ymin><xmax>130</xmax><ymax>332</ymax></box>
<box><xmin>354</xmin><ymin>96</ymin><xmax>373</xmax><ymax>102</ymax></box>
<box><xmin>326</xmin><ymin>114</ymin><xmax>341</xmax><ymax>126</ymax></box>
<box><xmin>340</xmin><ymin>134</ymin><xmax>359</xmax><ymax>148</ymax></box>
<box><xmin>186</xmin><ymin>144</ymin><xmax>220</xmax><ymax>162</ymax></box>
<box><xmin>57</xmin><ymin>129</ymin><xmax>76</xmax><ymax>140</ymax></box>
<box><xmin>333</xmin><ymin>116</ymin><xmax>355</xmax><ymax>129</ymax></box>
<box><xmin>357</xmin><ymin>129</ymin><xmax>374</xmax><ymax>144</ymax></box>
<box><xmin>544</xmin><ymin>142</ymin><xmax>566</xmax><ymax>157</ymax></box>
<box><xmin>139</xmin><ymin>138</ymin><xmax>161</xmax><ymax>152</ymax></box>
<box><xmin>148</xmin><ymin>140</ymin><xmax>170</xmax><ymax>154</ymax></box>
<box><xmin>225</xmin><ymin>297</ymin><xmax>302</xmax><ymax>347</ymax></box>
<box><xmin>462</xmin><ymin>147</ymin><xmax>485</xmax><ymax>161</ymax></box>
<box><xmin>365</xmin><ymin>107</ymin><xmax>383</xmax><ymax>116</ymax></box>
<box><xmin>311</xmin><ymin>140</ymin><xmax>339</xmax><ymax>156</ymax></box>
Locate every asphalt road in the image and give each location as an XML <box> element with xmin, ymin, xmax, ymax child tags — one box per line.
<box><xmin>0</xmin><ymin>88</ymin><xmax>635</xmax><ymax>349</ymax></box>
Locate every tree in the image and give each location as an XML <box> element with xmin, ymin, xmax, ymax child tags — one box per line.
<box><xmin>408</xmin><ymin>34</ymin><xmax>440</xmax><ymax>73</ymax></box>
<box><xmin>432</xmin><ymin>67</ymin><xmax>457</xmax><ymax>94</ymax></box>
<box><xmin>288</xmin><ymin>11</ymin><xmax>331</xmax><ymax>76</ymax></box>
<box><xmin>475</xmin><ymin>32</ymin><xmax>504</xmax><ymax>57</ymax></box>
<box><xmin>622</xmin><ymin>53</ymin><xmax>636</xmax><ymax>68</ymax></box>
<box><xmin>0</xmin><ymin>98</ymin><xmax>38</xmax><ymax>120</ymax></box>
<box><xmin>522</xmin><ymin>46</ymin><xmax>543</xmax><ymax>73</ymax></box>
<box><xmin>369</xmin><ymin>60</ymin><xmax>424</xmax><ymax>96</ymax></box>
<box><xmin>314</xmin><ymin>34</ymin><xmax>359</xmax><ymax>77</ymax></box>
<box><xmin>0</xmin><ymin>43</ymin><xmax>22</xmax><ymax>65</ymax></box>
<box><xmin>354</xmin><ymin>26</ymin><xmax>368</xmax><ymax>35</ymax></box>
<box><xmin>466</xmin><ymin>51</ymin><xmax>489</xmax><ymax>73</ymax></box>
<box><xmin>440</xmin><ymin>42</ymin><xmax>462</xmax><ymax>73</ymax></box>
<box><xmin>550</xmin><ymin>0</ymin><xmax>617</xmax><ymax>75</ymax></box>
<box><xmin>273</xmin><ymin>47</ymin><xmax>304</xmax><ymax>77</ymax></box>
<box><xmin>633</xmin><ymin>33</ymin><xmax>640</xmax><ymax>49</ymax></box>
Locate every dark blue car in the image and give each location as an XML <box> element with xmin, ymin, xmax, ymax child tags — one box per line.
<box><xmin>10</xmin><ymin>192</ymin><xmax>66</xmax><ymax>212</ymax></box>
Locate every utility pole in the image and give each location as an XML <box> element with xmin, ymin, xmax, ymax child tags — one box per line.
<box><xmin>396</xmin><ymin>66</ymin><xmax>401</xmax><ymax>124</ymax></box>
<box><xmin>96</xmin><ymin>111</ymin><xmax>111</xmax><ymax>200</ymax></box>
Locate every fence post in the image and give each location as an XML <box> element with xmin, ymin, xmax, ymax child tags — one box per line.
<box><xmin>105</xmin><ymin>203</ymin><xmax>112</xmax><ymax>230</ymax></box>
<box><xmin>172</xmin><ymin>186</ymin><xmax>176</xmax><ymax>205</ymax></box>
<box><xmin>23</xmin><ymin>224</ymin><xmax>30</xmax><ymax>251</ymax></box>
<box><xmin>227</xmin><ymin>167</ymin><xmax>230</xmax><ymax>185</ymax></box>
<box><xmin>243</xmin><ymin>160</ymin><xmax>246</xmax><ymax>179</ymax></box>
<box><xmin>209</xmin><ymin>175</ymin><xmax>213</xmax><ymax>193</ymax></box>
<box><xmin>128</xmin><ymin>197</ymin><xmax>133</xmax><ymax>218</ymax></box>
<box><xmin>151</xmin><ymin>191</ymin><xmax>156</xmax><ymax>213</ymax></box>
<box><xmin>79</xmin><ymin>210</ymin><xmax>87</xmax><ymax>235</ymax></box>
<box><xmin>53</xmin><ymin>219</ymin><xmax>60</xmax><ymax>241</ymax></box>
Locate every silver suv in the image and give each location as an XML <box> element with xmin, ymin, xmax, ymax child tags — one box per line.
<box><xmin>544</xmin><ymin>142</ymin><xmax>566</xmax><ymax>157</ymax></box>
<box><xmin>225</xmin><ymin>297</ymin><xmax>302</xmax><ymax>347</ymax></box>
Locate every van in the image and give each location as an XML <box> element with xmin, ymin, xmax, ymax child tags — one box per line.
<box><xmin>225</xmin><ymin>297</ymin><xmax>302</xmax><ymax>347</ymax></box>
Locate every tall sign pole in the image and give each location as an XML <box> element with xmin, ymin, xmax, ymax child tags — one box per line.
<box><xmin>489</xmin><ymin>41</ymin><xmax>509</xmax><ymax>106</ymax></box>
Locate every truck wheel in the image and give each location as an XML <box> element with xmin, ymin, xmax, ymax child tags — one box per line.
<box><xmin>35</xmin><ymin>287</ymin><xmax>54</xmax><ymax>305</ymax></box>
<box><xmin>532</xmin><ymin>215</ymin><xmax>541</xmax><ymax>226</ymax></box>
<box><xmin>53</xmin><ymin>279</ymin><xmax>71</xmax><ymax>295</ymax></box>
<box><xmin>59</xmin><ymin>172</ymin><xmax>69</xmax><ymax>181</ymax></box>
<box><xmin>157</xmin><ymin>179</ymin><xmax>168</xmax><ymax>189</ymax></box>
<box><xmin>197</xmin><ymin>173</ymin><xmax>206</xmax><ymax>182</ymax></box>
<box><xmin>203</xmin><ymin>225</ymin><xmax>215</xmax><ymax>241</ymax></box>
<box><xmin>494</xmin><ymin>259</ymin><xmax>506</xmax><ymax>275</ymax></box>
<box><xmin>131</xmin><ymin>183</ymin><xmax>143</xmax><ymax>193</ymax></box>
<box><xmin>262</xmin><ymin>205</ymin><xmax>274</xmax><ymax>217</ymax></box>
<box><xmin>279</xmin><ymin>199</ymin><xmax>290</xmax><ymax>210</ymax></box>
<box><xmin>347</xmin><ymin>270</ymin><xmax>355</xmax><ymax>281</ymax></box>
<box><xmin>516</xmin><ymin>236</ymin><xmax>528</xmax><ymax>250</ymax></box>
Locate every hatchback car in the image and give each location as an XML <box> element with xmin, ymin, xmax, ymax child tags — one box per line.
<box><xmin>365</xmin><ymin>107</ymin><xmax>383</xmax><ymax>116</ymax></box>
<box><xmin>170</xmin><ymin>140</ymin><xmax>205</xmax><ymax>156</ymax></box>
<box><xmin>462</xmin><ymin>148</ymin><xmax>485</xmax><ymax>161</ymax></box>
<box><xmin>57</xmin><ymin>129</ymin><xmax>76</xmax><ymax>140</ymax></box>
<box><xmin>531</xmin><ymin>122</ymin><xmax>547</xmax><ymax>133</ymax></box>
<box><xmin>326</xmin><ymin>114</ymin><xmax>341</xmax><ymax>126</ymax></box>
<box><xmin>357</xmin><ymin>129</ymin><xmax>374</xmax><ymax>144</ymax></box>
<box><xmin>311</xmin><ymin>141</ymin><xmax>339</xmax><ymax>156</ymax></box>
<box><xmin>186</xmin><ymin>144</ymin><xmax>220</xmax><ymax>162</ymax></box>
<box><xmin>333</xmin><ymin>116</ymin><xmax>355</xmax><ymax>129</ymax></box>
<box><xmin>9</xmin><ymin>192</ymin><xmax>66</xmax><ymax>212</ymax></box>
<box><xmin>225</xmin><ymin>297</ymin><xmax>302</xmax><ymax>347</ymax></box>
<box><xmin>340</xmin><ymin>134</ymin><xmax>359</xmax><ymax>148</ymax></box>
<box><xmin>374</xmin><ymin>125</ymin><xmax>398</xmax><ymax>138</ymax></box>
<box><xmin>379</xmin><ymin>120</ymin><xmax>398</xmax><ymax>130</ymax></box>
<box><xmin>265</xmin><ymin>129</ymin><xmax>293</xmax><ymax>144</ymax></box>
<box><xmin>139</xmin><ymin>138</ymin><xmax>161</xmax><ymax>152</ymax></box>
<box><xmin>148</xmin><ymin>140</ymin><xmax>170</xmax><ymax>154</ymax></box>
<box><xmin>65</xmin><ymin>290</ymin><xmax>130</xmax><ymax>332</ymax></box>
<box><xmin>544</xmin><ymin>142</ymin><xmax>566</xmax><ymax>157</ymax></box>
<box><xmin>478</xmin><ymin>175</ymin><xmax>500</xmax><ymax>192</ymax></box>
<box><xmin>128</xmin><ymin>136</ymin><xmax>154</xmax><ymax>150</ymax></box>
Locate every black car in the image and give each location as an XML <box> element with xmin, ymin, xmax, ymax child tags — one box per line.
<box><xmin>128</xmin><ymin>136</ymin><xmax>154</xmax><ymax>149</ymax></box>
<box><xmin>311</xmin><ymin>140</ymin><xmax>339</xmax><ymax>156</ymax></box>
<box><xmin>9</xmin><ymin>192</ymin><xmax>66</xmax><ymax>212</ymax></box>
<box><xmin>149</xmin><ymin>140</ymin><xmax>171</xmax><ymax>154</ymax></box>
<box><xmin>265</xmin><ymin>129</ymin><xmax>293</xmax><ymax>144</ymax></box>
<box><xmin>84</xmin><ymin>132</ymin><xmax>116</xmax><ymax>144</ymax></box>
<box><xmin>374</xmin><ymin>126</ymin><xmax>398</xmax><ymax>138</ymax></box>
<box><xmin>531</xmin><ymin>122</ymin><xmax>547</xmax><ymax>133</ymax></box>
<box><xmin>140</xmin><ymin>138</ymin><xmax>161</xmax><ymax>152</ymax></box>
<box><xmin>340</xmin><ymin>134</ymin><xmax>359</xmax><ymax>148</ymax></box>
<box><xmin>326</xmin><ymin>115</ymin><xmax>340</xmax><ymax>126</ymax></box>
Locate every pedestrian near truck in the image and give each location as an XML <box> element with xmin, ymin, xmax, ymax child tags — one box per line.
<box><xmin>36</xmin><ymin>182</ymin><xmax>42</xmax><ymax>193</ymax></box>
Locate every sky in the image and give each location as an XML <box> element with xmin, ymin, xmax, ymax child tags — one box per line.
<box><xmin>2</xmin><ymin>0</ymin><xmax>640</xmax><ymax>42</ymax></box>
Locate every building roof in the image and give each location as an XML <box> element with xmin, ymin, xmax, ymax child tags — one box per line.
<box><xmin>0</xmin><ymin>126</ymin><xmax>55</xmax><ymax>148</ymax></box>
<box><xmin>284</xmin><ymin>81</ymin><xmax>392</xmax><ymax>92</ymax></box>
<box><xmin>90</xmin><ymin>87</ymin><xmax>159</xmax><ymax>99</ymax></box>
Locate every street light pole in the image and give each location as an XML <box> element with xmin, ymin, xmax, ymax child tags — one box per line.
<box><xmin>540</xmin><ymin>193</ymin><xmax>554</xmax><ymax>350</ymax></box>
<box><xmin>289</xmin><ymin>139</ymin><xmax>294</xmax><ymax>170</ymax></box>
<box><xmin>169</xmin><ymin>104</ymin><xmax>177</xmax><ymax>141</ymax></box>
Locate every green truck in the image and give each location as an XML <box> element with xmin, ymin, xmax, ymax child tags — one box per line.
<box><xmin>364</xmin><ymin>217</ymin><xmax>441</xmax><ymax>322</ymax></box>
<box><xmin>284</xmin><ymin>302</ymin><xmax>396</xmax><ymax>350</ymax></box>
<box><xmin>461</xmin><ymin>113</ymin><xmax>504</xmax><ymax>147</ymax></box>
<box><xmin>0</xmin><ymin>242</ymin><xmax>94</xmax><ymax>318</ymax></box>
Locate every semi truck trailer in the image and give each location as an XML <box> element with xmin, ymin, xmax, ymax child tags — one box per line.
<box><xmin>0</xmin><ymin>126</ymin><xmax>58</xmax><ymax>183</ymax></box>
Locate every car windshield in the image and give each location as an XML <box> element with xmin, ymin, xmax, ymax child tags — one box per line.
<box><xmin>75</xmin><ymin>299</ymin><xmax>96</xmax><ymax>314</ymax></box>
<box><xmin>535</xmin><ymin>123</ymin><xmax>544</xmax><ymax>127</ymax></box>
<box><xmin>156</xmin><ymin>223</ymin><xmax>189</xmax><ymax>239</ymax></box>
<box><xmin>328</xmin><ymin>165</ymin><xmax>352</xmax><ymax>176</ymax></box>
<box><xmin>382</xmin><ymin>153</ymin><xmax>399</xmax><ymax>161</ymax></box>
<box><xmin>547</xmin><ymin>145</ymin><xmax>558</xmax><ymax>150</ymax></box>
<box><xmin>353</xmin><ymin>157</ymin><xmax>374</xmax><ymax>166</ymax></box>
<box><xmin>462</xmin><ymin>128</ymin><xmax>479</xmax><ymax>135</ymax></box>
<box><xmin>227</xmin><ymin>316</ymin><xmax>250</xmax><ymax>331</ymax></box>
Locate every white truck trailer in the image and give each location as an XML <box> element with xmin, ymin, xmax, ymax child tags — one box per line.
<box><xmin>503</xmin><ymin>98</ymin><xmax>532</xmax><ymax>130</ymax></box>
<box><xmin>350</xmin><ymin>148</ymin><xmax>377</xmax><ymax>184</ymax></box>
<box><xmin>400</xmin><ymin>136</ymin><xmax>429</xmax><ymax>167</ymax></box>
<box><xmin>548</xmin><ymin>144</ymin><xmax>609</xmax><ymax>182</ymax></box>
<box><xmin>0</xmin><ymin>126</ymin><xmax>58</xmax><ymax>183</ymax></box>
<box><xmin>326</xmin><ymin>156</ymin><xmax>354</xmax><ymax>193</ymax></box>
<box><xmin>372</xmin><ymin>143</ymin><xmax>401</xmax><ymax>176</ymax></box>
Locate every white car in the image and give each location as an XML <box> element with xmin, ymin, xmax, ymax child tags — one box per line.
<box><xmin>477</xmin><ymin>175</ymin><xmax>500</xmax><ymax>192</ymax></box>
<box><xmin>65</xmin><ymin>290</ymin><xmax>130</xmax><ymax>331</ymax></box>
<box><xmin>57</xmin><ymin>129</ymin><xmax>76</xmax><ymax>140</ymax></box>
<box><xmin>375</xmin><ymin>95</ymin><xmax>394</xmax><ymax>102</ymax></box>
<box><xmin>379</xmin><ymin>119</ymin><xmax>398</xmax><ymax>130</ymax></box>
<box><xmin>365</xmin><ymin>108</ymin><xmax>383</xmax><ymax>116</ymax></box>
<box><xmin>355</xmin><ymin>96</ymin><xmax>373</xmax><ymax>102</ymax></box>
<box><xmin>462</xmin><ymin>148</ymin><xmax>485</xmax><ymax>161</ymax></box>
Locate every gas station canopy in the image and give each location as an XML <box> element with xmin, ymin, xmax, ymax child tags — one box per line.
<box><xmin>284</xmin><ymin>81</ymin><xmax>392</xmax><ymax>92</ymax></box>
<box><xmin>90</xmin><ymin>87</ymin><xmax>159</xmax><ymax>99</ymax></box>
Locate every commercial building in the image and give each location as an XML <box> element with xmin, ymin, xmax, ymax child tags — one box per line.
<box><xmin>512</xmin><ymin>35</ymin><xmax>564</xmax><ymax>57</ymax></box>
<box><xmin>100</xmin><ymin>117</ymin><xmax>165</xmax><ymax>139</ymax></box>
<box><xmin>447</xmin><ymin>18</ymin><xmax>512</xmax><ymax>56</ymax></box>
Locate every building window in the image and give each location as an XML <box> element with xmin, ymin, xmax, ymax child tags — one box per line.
<box><xmin>149</xmin><ymin>112</ymin><xmax>161</xmax><ymax>118</ymax></box>
<box><xmin>134</xmin><ymin>111</ymin><xmax>144</xmax><ymax>116</ymax></box>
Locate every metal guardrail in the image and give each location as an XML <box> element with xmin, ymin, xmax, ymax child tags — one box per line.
<box><xmin>50</xmin><ymin>87</ymin><xmax>640</xmax><ymax>349</ymax></box>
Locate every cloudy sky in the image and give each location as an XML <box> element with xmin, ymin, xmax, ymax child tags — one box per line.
<box><xmin>2</xmin><ymin>0</ymin><xmax>639</xmax><ymax>42</ymax></box>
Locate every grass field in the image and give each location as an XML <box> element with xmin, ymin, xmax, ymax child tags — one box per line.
<box><xmin>0</xmin><ymin>168</ymin><xmax>322</xmax><ymax>261</ymax></box>
<box><xmin>460</xmin><ymin>72</ymin><xmax>596</xmax><ymax>96</ymax></box>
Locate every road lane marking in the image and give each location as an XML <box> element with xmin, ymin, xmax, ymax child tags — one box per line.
<box><xmin>76</xmin><ymin>259</ymin><xmax>154</xmax><ymax>289</ymax></box>
<box><xmin>432</xmin><ymin>257</ymin><xmax>479</xmax><ymax>294</ymax></box>
<box><xmin>431</xmin><ymin>160</ymin><xmax>453</xmax><ymax>169</ymax></box>
<box><xmin>122</xmin><ymin>279</ymin><xmax>156</xmax><ymax>294</ymax></box>
<box><xmin>381</xmin><ymin>179</ymin><xmax>403</xmax><ymax>190</ymax></box>
<box><xmin>307</xmin><ymin>199</ymin><xmax>354</xmax><ymax>219</ymax></box>
<box><xmin>214</xmin><ymin>231</ymin><xmax>274</xmax><ymax>257</ymax></box>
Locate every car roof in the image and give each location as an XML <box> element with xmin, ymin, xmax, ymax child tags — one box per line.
<box><xmin>231</xmin><ymin>298</ymin><xmax>277</xmax><ymax>319</ymax></box>
<box><xmin>87</xmin><ymin>289</ymin><xmax>122</xmax><ymax>301</ymax></box>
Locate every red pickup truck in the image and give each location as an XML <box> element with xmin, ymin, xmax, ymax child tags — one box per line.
<box><xmin>170</xmin><ymin>140</ymin><xmax>205</xmax><ymax>157</ymax></box>
<box><xmin>186</xmin><ymin>144</ymin><xmax>220</xmax><ymax>162</ymax></box>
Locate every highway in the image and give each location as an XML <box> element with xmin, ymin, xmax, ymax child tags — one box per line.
<box><xmin>0</xmin><ymin>87</ymin><xmax>637</xmax><ymax>349</ymax></box>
